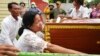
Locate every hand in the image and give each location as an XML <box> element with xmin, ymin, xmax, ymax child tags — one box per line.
<box><xmin>0</xmin><ymin>44</ymin><xmax>20</xmax><ymax>56</ymax></box>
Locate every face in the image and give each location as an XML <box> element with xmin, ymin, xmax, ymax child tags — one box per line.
<box><xmin>73</xmin><ymin>1</ymin><xmax>77</xmax><ymax>7</ymax></box>
<box><xmin>20</xmin><ymin>4</ymin><xmax>25</xmax><ymax>7</ymax></box>
<box><xmin>30</xmin><ymin>14</ymin><xmax>43</xmax><ymax>32</ymax></box>
<box><xmin>49</xmin><ymin>5</ymin><xmax>54</xmax><ymax>10</ymax></box>
<box><xmin>56</xmin><ymin>3</ymin><xmax>61</xmax><ymax>8</ymax></box>
<box><xmin>9</xmin><ymin>4</ymin><xmax>20</xmax><ymax>17</ymax></box>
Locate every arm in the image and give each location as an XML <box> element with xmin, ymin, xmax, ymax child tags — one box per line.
<box><xmin>0</xmin><ymin>21</ymin><xmax>13</xmax><ymax>45</ymax></box>
<box><xmin>0</xmin><ymin>44</ymin><xmax>19</xmax><ymax>56</ymax></box>
<box><xmin>46</xmin><ymin>43</ymin><xmax>85</xmax><ymax>54</ymax></box>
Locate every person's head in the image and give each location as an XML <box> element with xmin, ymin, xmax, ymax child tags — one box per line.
<box><xmin>90</xmin><ymin>4</ymin><xmax>96</xmax><ymax>9</ymax></box>
<box><xmin>31</xmin><ymin>2</ymin><xmax>37</xmax><ymax>8</ymax></box>
<box><xmin>49</xmin><ymin>5</ymin><xmax>54</xmax><ymax>10</ymax></box>
<box><xmin>8</xmin><ymin>2</ymin><xmax>20</xmax><ymax>17</ymax></box>
<box><xmin>96</xmin><ymin>3</ymin><xmax>100</xmax><ymax>9</ymax></box>
<box><xmin>18</xmin><ymin>10</ymin><xmax>43</xmax><ymax>36</ymax></box>
<box><xmin>73</xmin><ymin>0</ymin><xmax>84</xmax><ymax>7</ymax></box>
<box><xmin>56</xmin><ymin>1</ymin><xmax>61</xmax><ymax>8</ymax></box>
<box><xmin>20</xmin><ymin>2</ymin><xmax>26</xmax><ymax>7</ymax></box>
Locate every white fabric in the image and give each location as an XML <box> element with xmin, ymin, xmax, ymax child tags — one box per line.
<box><xmin>0</xmin><ymin>15</ymin><xmax>22</xmax><ymax>45</ymax></box>
<box><xmin>36</xmin><ymin>31</ymin><xmax>44</xmax><ymax>39</ymax></box>
<box><xmin>16</xmin><ymin>29</ymin><xmax>48</xmax><ymax>52</ymax></box>
<box><xmin>70</xmin><ymin>6</ymin><xmax>89</xmax><ymax>19</ymax></box>
<box><xmin>62</xmin><ymin>19</ymin><xmax>100</xmax><ymax>23</ymax></box>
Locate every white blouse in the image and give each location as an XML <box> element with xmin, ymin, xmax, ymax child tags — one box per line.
<box><xmin>70</xmin><ymin>6</ymin><xmax>89</xmax><ymax>19</ymax></box>
<box><xmin>16</xmin><ymin>29</ymin><xmax>48</xmax><ymax>52</ymax></box>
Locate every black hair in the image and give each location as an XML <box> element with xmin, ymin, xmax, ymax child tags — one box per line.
<box><xmin>74</xmin><ymin>0</ymin><xmax>84</xmax><ymax>5</ymax></box>
<box><xmin>18</xmin><ymin>10</ymin><xmax>39</xmax><ymax>36</ymax></box>
<box><xmin>20</xmin><ymin>2</ymin><xmax>26</xmax><ymax>6</ymax></box>
<box><xmin>8</xmin><ymin>2</ymin><xmax>18</xmax><ymax>9</ymax></box>
<box><xmin>49</xmin><ymin>5</ymin><xmax>54</xmax><ymax>8</ymax></box>
<box><xmin>49</xmin><ymin>5</ymin><xmax>54</xmax><ymax>10</ymax></box>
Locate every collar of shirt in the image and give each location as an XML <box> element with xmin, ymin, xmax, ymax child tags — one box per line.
<box><xmin>10</xmin><ymin>15</ymin><xmax>21</xmax><ymax>22</ymax></box>
<box><xmin>74</xmin><ymin>6</ymin><xmax>84</xmax><ymax>13</ymax></box>
<box><xmin>24</xmin><ymin>29</ymin><xmax>36</xmax><ymax>35</ymax></box>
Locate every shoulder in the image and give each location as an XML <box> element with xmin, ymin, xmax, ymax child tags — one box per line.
<box><xmin>1</xmin><ymin>15</ymin><xmax>11</xmax><ymax>24</ymax></box>
<box><xmin>80</xmin><ymin>6</ymin><xmax>87</xmax><ymax>11</ymax></box>
<box><xmin>21</xmin><ymin>29</ymin><xmax>37</xmax><ymax>39</ymax></box>
<box><xmin>20</xmin><ymin>29</ymin><xmax>43</xmax><ymax>42</ymax></box>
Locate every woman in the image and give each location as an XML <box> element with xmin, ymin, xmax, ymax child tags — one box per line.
<box><xmin>90</xmin><ymin>3</ymin><xmax>100</xmax><ymax>18</ymax></box>
<box><xmin>16</xmin><ymin>10</ymin><xmax>85</xmax><ymax>54</ymax></box>
<box><xmin>69</xmin><ymin>0</ymin><xmax>89</xmax><ymax>19</ymax></box>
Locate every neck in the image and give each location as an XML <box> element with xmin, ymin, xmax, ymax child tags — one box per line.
<box><xmin>57</xmin><ymin>7</ymin><xmax>60</xmax><ymax>9</ymax></box>
<box><xmin>76</xmin><ymin>5</ymin><xmax>80</xmax><ymax>10</ymax></box>
<box><xmin>31</xmin><ymin>29</ymin><xmax>37</xmax><ymax>33</ymax></box>
<box><xmin>30</xmin><ymin>27</ymin><xmax>37</xmax><ymax>33</ymax></box>
<box><xmin>12</xmin><ymin>15</ymin><xmax>18</xmax><ymax>21</ymax></box>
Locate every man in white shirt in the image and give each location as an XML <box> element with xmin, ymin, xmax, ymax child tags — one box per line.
<box><xmin>69</xmin><ymin>0</ymin><xmax>89</xmax><ymax>19</ymax></box>
<box><xmin>0</xmin><ymin>2</ymin><xmax>22</xmax><ymax>45</ymax></box>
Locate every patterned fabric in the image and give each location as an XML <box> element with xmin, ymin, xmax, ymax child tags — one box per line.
<box><xmin>16</xmin><ymin>29</ymin><xmax>47</xmax><ymax>52</ymax></box>
<box><xmin>91</xmin><ymin>9</ymin><xmax>100</xmax><ymax>18</ymax></box>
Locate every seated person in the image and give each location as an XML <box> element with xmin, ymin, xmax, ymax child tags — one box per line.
<box><xmin>90</xmin><ymin>3</ymin><xmax>100</xmax><ymax>18</ymax></box>
<box><xmin>52</xmin><ymin>1</ymin><xmax>66</xmax><ymax>19</ymax></box>
<box><xmin>16</xmin><ymin>10</ymin><xmax>85</xmax><ymax>54</ymax></box>
<box><xmin>69</xmin><ymin>0</ymin><xmax>89</xmax><ymax>19</ymax></box>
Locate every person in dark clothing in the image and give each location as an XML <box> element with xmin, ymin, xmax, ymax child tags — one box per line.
<box><xmin>49</xmin><ymin>5</ymin><xmax>54</xmax><ymax>19</ymax></box>
<box><xmin>29</xmin><ymin>2</ymin><xmax>42</xmax><ymax>15</ymax></box>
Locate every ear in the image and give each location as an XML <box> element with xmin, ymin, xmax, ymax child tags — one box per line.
<box><xmin>8</xmin><ymin>9</ymin><xmax>11</xmax><ymax>12</ymax></box>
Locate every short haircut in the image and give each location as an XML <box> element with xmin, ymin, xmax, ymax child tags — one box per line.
<box><xmin>20</xmin><ymin>2</ymin><xmax>26</xmax><ymax>6</ymax></box>
<box><xmin>49</xmin><ymin>5</ymin><xmax>54</xmax><ymax>8</ymax></box>
<box><xmin>74</xmin><ymin>0</ymin><xmax>84</xmax><ymax>5</ymax></box>
<box><xmin>8</xmin><ymin>2</ymin><xmax>18</xmax><ymax>9</ymax></box>
<box><xmin>56</xmin><ymin>1</ymin><xmax>61</xmax><ymax>5</ymax></box>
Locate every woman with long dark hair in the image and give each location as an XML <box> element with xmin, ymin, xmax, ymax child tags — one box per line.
<box><xmin>16</xmin><ymin>10</ymin><xmax>85</xmax><ymax>54</ymax></box>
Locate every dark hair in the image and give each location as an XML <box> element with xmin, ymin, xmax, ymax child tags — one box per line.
<box><xmin>74</xmin><ymin>0</ymin><xmax>84</xmax><ymax>5</ymax></box>
<box><xmin>20</xmin><ymin>2</ymin><xmax>26</xmax><ymax>6</ymax></box>
<box><xmin>96</xmin><ymin>3</ymin><xmax>100</xmax><ymax>6</ymax></box>
<box><xmin>8</xmin><ymin>2</ymin><xmax>18</xmax><ymax>9</ymax></box>
<box><xmin>49</xmin><ymin>5</ymin><xmax>54</xmax><ymax>8</ymax></box>
<box><xmin>18</xmin><ymin>11</ymin><xmax>39</xmax><ymax>36</ymax></box>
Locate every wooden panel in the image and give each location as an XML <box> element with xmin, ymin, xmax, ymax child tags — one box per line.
<box><xmin>45</xmin><ymin>23</ymin><xmax>100</xmax><ymax>54</ymax></box>
<box><xmin>50</xmin><ymin>29</ymin><xmax>100</xmax><ymax>54</ymax></box>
